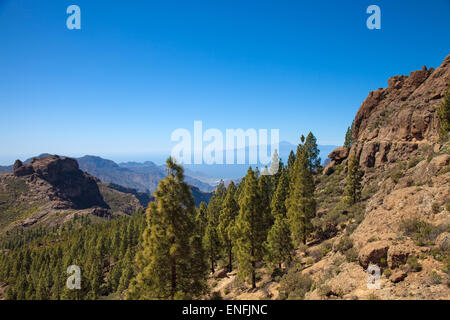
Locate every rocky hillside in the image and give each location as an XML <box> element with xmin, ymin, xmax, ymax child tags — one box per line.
<box><xmin>0</xmin><ymin>155</ymin><xmax>143</xmax><ymax>232</ymax></box>
<box><xmin>209</xmin><ymin>55</ymin><xmax>450</xmax><ymax>300</ymax></box>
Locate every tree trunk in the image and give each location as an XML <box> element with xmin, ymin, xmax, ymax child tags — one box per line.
<box><xmin>170</xmin><ymin>259</ymin><xmax>176</xmax><ymax>300</ymax></box>
<box><xmin>228</xmin><ymin>242</ymin><xmax>232</xmax><ymax>272</ymax></box>
<box><xmin>251</xmin><ymin>260</ymin><xmax>256</xmax><ymax>289</ymax></box>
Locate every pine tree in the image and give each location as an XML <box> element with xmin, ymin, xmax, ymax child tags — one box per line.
<box><xmin>287</xmin><ymin>150</ymin><xmax>295</xmax><ymax>172</ymax></box>
<box><xmin>195</xmin><ymin>202</ymin><xmax>208</xmax><ymax>238</ymax></box>
<box><xmin>437</xmin><ymin>85</ymin><xmax>450</xmax><ymax>141</ymax></box>
<box><xmin>258</xmin><ymin>171</ymin><xmax>273</xmax><ymax>236</ymax></box>
<box><xmin>270</xmin><ymin>168</ymin><xmax>289</xmax><ymax>219</ymax></box>
<box><xmin>127</xmin><ymin>157</ymin><xmax>204</xmax><ymax>299</ymax></box>
<box><xmin>286</xmin><ymin>142</ymin><xmax>316</xmax><ymax>246</ymax></box>
<box><xmin>203</xmin><ymin>193</ymin><xmax>222</xmax><ymax>274</ymax></box>
<box><xmin>264</xmin><ymin>216</ymin><xmax>293</xmax><ymax>269</ymax></box>
<box><xmin>215</xmin><ymin>180</ymin><xmax>227</xmax><ymax>199</ymax></box>
<box><xmin>344</xmin><ymin>121</ymin><xmax>354</xmax><ymax>148</ymax></box>
<box><xmin>234</xmin><ymin>168</ymin><xmax>266</xmax><ymax>288</ymax></box>
<box><xmin>218</xmin><ymin>182</ymin><xmax>239</xmax><ymax>272</ymax></box>
<box><xmin>187</xmin><ymin>234</ymin><xmax>208</xmax><ymax>296</ymax></box>
<box><xmin>304</xmin><ymin>132</ymin><xmax>321</xmax><ymax>172</ymax></box>
<box><xmin>344</xmin><ymin>154</ymin><xmax>363</xmax><ymax>205</ymax></box>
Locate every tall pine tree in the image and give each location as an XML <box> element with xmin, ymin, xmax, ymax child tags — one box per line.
<box><xmin>203</xmin><ymin>188</ymin><xmax>223</xmax><ymax>273</ymax></box>
<box><xmin>344</xmin><ymin>121</ymin><xmax>354</xmax><ymax>148</ymax></box>
<box><xmin>258</xmin><ymin>171</ymin><xmax>273</xmax><ymax>238</ymax></box>
<box><xmin>264</xmin><ymin>215</ymin><xmax>293</xmax><ymax>269</ymax></box>
<box><xmin>218</xmin><ymin>182</ymin><xmax>239</xmax><ymax>272</ymax></box>
<box><xmin>304</xmin><ymin>132</ymin><xmax>321</xmax><ymax>172</ymax></box>
<box><xmin>127</xmin><ymin>158</ymin><xmax>207</xmax><ymax>299</ymax></box>
<box><xmin>270</xmin><ymin>168</ymin><xmax>289</xmax><ymax>219</ymax></box>
<box><xmin>234</xmin><ymin>168</ymin><xmax>266</xmax><ymax>288</ymax></box>
<box><xmin>344</xmin><ymin>154</ymin><xmax>363</xmax><ymax>205</ymax></box>
<box><xmin>286</xmin><ymin>141</ymin><xmax>316</xmax><ymax>246</ymax></box>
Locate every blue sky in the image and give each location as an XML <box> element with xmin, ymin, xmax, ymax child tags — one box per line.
<box><xmin>0</xmin><ymin>0</ymin><xmax>449</xmax><ymax>165</ymax></box>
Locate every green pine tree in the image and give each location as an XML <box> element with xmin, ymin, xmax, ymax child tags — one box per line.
<box><xmin>264</xmin><ymin>215</ymin><xmax>293</xmax><ymax>269</ymax></box>
<box><xmin>270</xmin><ymin>168</ymin><xmax>289</xmax><ymax>219</ymax></box>
<box><xmin>218</xmin><ymin>182</ymin><xmax>239</xmax><ymax>272</ymax></box>
<box><xmin>234</xmin><ymin>168</ymin><xmax>266</xmax><ymax>289</ymax></box>
<box><xmin>304</xmin><ymin>132</ymin><xmax>321</xmax><ymax>172</ymax></box>
<box><xmin>195</xmin><ymin>201</ymin><xmax>208</xmax><ymax>238</ymax></box>
<box><xmin>127</xmin><ymin>157</ymin><xmax>204</xmax><ymax>299</ymax></box>
<box><xmin>344</xmin><ymin>154</ymin><xmax>363</xmax><ymax>205</ymax></box>
<box><xmin>258</xmin><ymin>171</ymin><xmax>273</xmax><ymax>236</ymax></box>
<box><xmin>286</xmin><ymin>142</ymin><xmax>316</xmax><ymax>246</ymax></box>
<box><xmin>344</xmin><ymin>121</ymin><xmax>354</xmax><ymax>148</ymax></box>
<box><xmin>203</xmin><ymin>193</ymin><xmax>222</xmax><ymax>274</ymax></box>
<box><xmin>287</xmin><ymin>150</ymin><xmax>296</xmax><ymax>173</ymax></box>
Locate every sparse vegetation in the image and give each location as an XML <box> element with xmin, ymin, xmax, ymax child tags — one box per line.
<box><xmin>430</xmin><ymin>271</ymin><xmax>442</xmax><ymax>285</ymax></box>
<box><xmin>436</xmin><ymin>84</ymin><xmax>450</xmax><ymax>141</ymax></box>
<box><xmin>400</xmin><ymin>217</ymin><xmax>447</xmax><ymax>246</ymax></box>
<box><xmin>278</xmin><ymin>268</ymin><xmax>313</xmax><ymax>300</ymax></box>
<box><xmin>407</xmin><ymin>256</ymin><xmax>422</xmax><ymax>272</ymax></box>
<box><xmin>334</xmin><ymin>236</ymin><xmax>354</xmax><ymax>253</ymax></box>
<box><xmin>432</xmin><ymin>202</ymin><xmax>441</xmax><ymax>214</ymax></box>
<box><xmin>390</xmin><ymin>168</ymin><xmax>404</xmax><ymax>184</ymax></box>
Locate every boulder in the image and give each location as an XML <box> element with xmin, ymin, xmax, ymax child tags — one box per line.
<box><xmin>389</xmin><ymin>270</ymin><xmax>407</xmax><ymax>283</ymax></box>
<box><xmin>388</xmin><ymin>245</ymin><xmax>410</xmax><ymax>269</ymax></box>
<box><xmin>358</xmin><ymin>241</ymin><xmax>390</xmax><ymax>269</ymax></box>
<box><xmin>328</xmin><ymin>147</ymin><xmax>349</xmax><ymax>164</ymax></box>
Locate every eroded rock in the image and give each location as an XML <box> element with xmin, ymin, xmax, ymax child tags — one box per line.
<box><xmin>358</xmin><ymin>241</ymin><xmax>390</xmax><ymax>269</ymax></box>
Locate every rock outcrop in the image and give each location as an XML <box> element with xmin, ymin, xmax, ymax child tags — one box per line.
<box><xmin>358</xmin><ymin>241</ymin><xmax>389</xmax><ymax>269</ymax></box>
<box><xmin>13</xmin><ymin>155</ymin><xmax>108</xmax><ymax>209</ymax></box>
<box><xmin>1</xmin><ymin>155</ymin><xmax>143</xmax><ymax>232</ymax></box>
<box><xmin>324</xmin><ymin>55</ymin><xmax>450</xmax><ymax>171</ymax></box>
<box><xmin>350</xmin><ymin>56</ymin><xmax>450</xmax><ymax>168</ymax></box>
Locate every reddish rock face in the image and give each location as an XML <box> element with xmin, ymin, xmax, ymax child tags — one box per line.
<box><xmin>13</xmin><ymin>155</ymin><xmax>108</xmax><ymax>209</ymax></box>
<box><xmin>349</xmin><ymin>55</ymin><xmax>450</xmax><ymax>168</ymax></box>
<box><xmin>321</xmin><ymin>55</ymin><xmax>449</xmax><ymax>172</ymax></box>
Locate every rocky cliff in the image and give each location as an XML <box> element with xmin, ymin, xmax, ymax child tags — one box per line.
<box><xmin>0</xmin><ymin>155</ymin><xmax>143</xmax><ymax>231</ymax></box>
<box><xmin>332</xmin><ymin>55</ymin><xmax>450</xmax><ymax>169</ymax></box>
<box><xmin>307</xmin><ymin>55</ymin><xmax>450</xmax><ymax>300</ymax></box>
<box><xmin>13</xmin><ymin>155</ymin><xmax>108</xmax><ymax>209</ymax></box>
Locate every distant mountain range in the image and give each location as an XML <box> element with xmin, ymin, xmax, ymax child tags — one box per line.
<box><xmin>0</xmin><ymin>154</ymin><xmax>215</xmax><ymax>193</ymax></box>
<box><xmin>0</xmin><ymin>142</ymin><xmax>338</xmax><ymax>194</ymax></box>
<box><xmin>181</xmin><ymin>141</ymin><xmax>338</xmax><ymax>178</ymax></box>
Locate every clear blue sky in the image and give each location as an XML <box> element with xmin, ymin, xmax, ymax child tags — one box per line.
<box><xmin>0</xmin><ymin>0</ymin><xmax>449</xmax><ymax>164</ymax></box>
